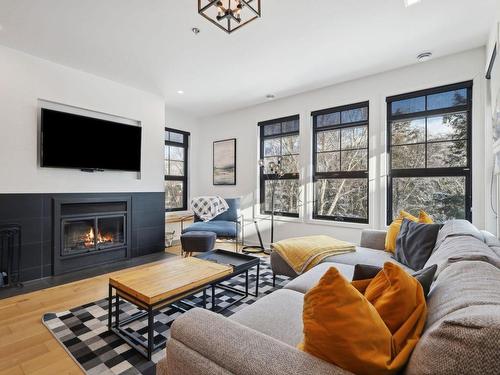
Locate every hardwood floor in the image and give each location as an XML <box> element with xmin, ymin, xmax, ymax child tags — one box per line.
<box><xmin>0</xmin><ymin>243</ymin><xmax>238</xmax><ymax>375</ymax></box>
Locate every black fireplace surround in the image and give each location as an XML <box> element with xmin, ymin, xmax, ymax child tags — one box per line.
<box><xmin>0</xmin><ymin>192</ymin><xmax>165</xmax><ymax>281</ymax></box>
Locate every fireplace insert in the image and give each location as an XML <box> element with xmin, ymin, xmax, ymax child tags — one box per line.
<box><xmin>53</xmin><ymin>197</ymin><xmax>132</xmax><ymax>275</ymax></box>
<box><xmin>62</xmin><ymin>215</ymin><xmax>125</xmax><ymax>256</ymax></box>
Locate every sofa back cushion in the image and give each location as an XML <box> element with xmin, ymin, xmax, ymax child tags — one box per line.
<box><xmin>432</xmin><ymin>219</ymin><xmax>483</xmax><ymax>251</ymax></box>
<box><xmin>424</xmin><ymin>260</ymin><xmax>500</xmax><ymax>328</ymax></box>
<box><xmin>405</xmin><ymin>260</ymin><xmax>500</xmax><ymax>374</ymax></box>
<box><xmin>481</xmin><ymin>230</ymin><xmax>500</xmax><ymax>258</ymax></box>
<box><xmin>424</xmin><ymin>236</ymin><xmax>497</xmax><ymax>275</ymax></box>
<box><xmin>406</xmin><ymin>305</ymin><xmax>500</xmax><ymax>375</ymax></box>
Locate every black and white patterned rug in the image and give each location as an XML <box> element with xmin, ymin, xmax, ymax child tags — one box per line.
<box><xmin>43</xmin><ymin>257</ymin><xmax>289</xmax><ymax>375</ymax></box>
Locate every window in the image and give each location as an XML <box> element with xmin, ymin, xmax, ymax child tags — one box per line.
<box><xmin>259</xmin><ymin>115</ymin><xmax>300</xmax><ymax>217</ymax></box>
<box><xmin>165</xmin><ymin>128</ymin><xmax>189</xmax><ymax>212</ymax></box>
<box><xmin>387</xmin><ymin>81</ymin><xmax>472</xmax><ymax>224</ymax></box>
<box><xmin>312</xmin><ymin>102</ymin><xmax>369</xmax><ymax>223</ymax></box>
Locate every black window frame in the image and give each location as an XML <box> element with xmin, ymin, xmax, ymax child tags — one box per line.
<box><xmin>386</xmin><ymin>81</ymin><xmax>473</xmax><ymax>225</ymax></box>
<box><xmin>259</xmin><ymin>114</ymin><xmax>300</xmax><ymax>218</ymax></box>
<box><xmin>312</xmin><ymin>101</ymin><xmax>370</xmax><ymax>224</ymax></box>
<box><xmin>165</xmin><ymin>127</ymin><xmax>190</xmax><ymax>212</ymax></box>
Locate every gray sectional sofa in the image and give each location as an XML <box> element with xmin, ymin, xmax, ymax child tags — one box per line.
<box><xmin>158</xmin><ymin>220</ymin><xmax>500</xmax><ymax>375</ymax></box>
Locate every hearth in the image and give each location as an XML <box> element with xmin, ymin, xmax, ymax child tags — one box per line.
<box><xmin>53</xmin><ymin>197</ymin><xmax>132</xmax><ymax>275</ymax></box>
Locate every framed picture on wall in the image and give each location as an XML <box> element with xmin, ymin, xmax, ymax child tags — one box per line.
<box><xmin>213</xmin><ymin>138</ymin><xmax>236</xmax><ymax>185</ymax></box>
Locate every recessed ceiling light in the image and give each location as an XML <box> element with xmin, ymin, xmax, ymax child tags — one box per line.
<box><xmin>177</xmin><ymin>90</ymin><xmax>185</xmax><ymax>95</ymax></box>
<box><xmin>192</xmin><ymin>27</ymin><xmax>200</xmax><ymax>35</ymax></box>
<box><xmin>417</xmin><ymin>52</ymin><xmax>432</xmax><ymax>62</ymax></box>
<box><xmin>404</xmin><ymin>0</ymin><xmax>422</xmax><ymax>7</ymax></box>
<box><xmin>265</xmin><ymin>94</ymin><xmax>275</xmax><ymax>100</ymax></box>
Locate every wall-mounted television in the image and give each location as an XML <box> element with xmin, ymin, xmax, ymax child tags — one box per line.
<box><xmin>40</xmin><ymin>108</ymin><xmax>142</xmax><ymax>172</ymax></box>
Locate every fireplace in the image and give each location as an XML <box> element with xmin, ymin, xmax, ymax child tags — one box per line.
<box><xmin>53</xmin><ymin>197</ymin><xmax>132</xmax><ymax>275</ymax></box>
<box><xmin>62</xmin><ymin>215</ymin><xmax>125</xmax><ymax>256</ymax></box>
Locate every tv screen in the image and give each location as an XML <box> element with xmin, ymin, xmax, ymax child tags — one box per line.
<box><xmin>40</xmin><ymin>108</ymin><xmax>142</xmax><ymax>172</ymax></box>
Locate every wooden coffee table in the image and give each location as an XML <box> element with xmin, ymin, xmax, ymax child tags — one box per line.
<box><xmin>108</xmin><ymin>257</ymin><xmax>233</xmax><ymax>359</ymax></box>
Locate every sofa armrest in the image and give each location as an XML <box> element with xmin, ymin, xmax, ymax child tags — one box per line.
<box><xmin>160</xmin><ymin>308</ymin><xmax>352</xmax><ymax>375</ymax></box>
<box><xmin>360</xmin><ymin>229</ymin><xmax>387</xmax><ymax>251</ymax></box>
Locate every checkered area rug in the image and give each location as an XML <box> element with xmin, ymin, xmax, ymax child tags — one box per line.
<box><xmin>43</xmin><ymin>257</ymin><xmax>290</xmax><ymax>375</ymax></box>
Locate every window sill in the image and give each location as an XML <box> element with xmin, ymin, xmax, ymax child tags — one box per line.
<box><xmin>304</xmin><ymin>218</ymin><xmax>371</xmax><ymax>230</ymax></box>
<box><xmin>254</xmin><ymin>214</ymin><xmax>303</xmax><ymax>224</ymax></box>
<box><xmin>253</xmin><ymin>214</ymin><xmax>371</xmax><ymax>229</ymax></box>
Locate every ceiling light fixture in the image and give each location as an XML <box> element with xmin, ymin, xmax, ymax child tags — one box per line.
<box><xmin>198</xmin><ymin>0</ymin><xmax>262</xmax><ymax>34</ymax></box>
<box><xmin>177</xmin><ymin>90</ymin><xmax>185</xmax><ymax>95</ymax></box>
<box><xmin>417</xmin><ymin>52</ymin><xmax>432</xmax><ymax>62</ymax></box>
<box><xmin>404</xmin><ymin>0</ymin><xmax>422</xmax><ymax>7</ymax></box>
<box><xmin>192</xmin><ymin>27</ymin><xmax>200</xmax><ymax>35</ymax></box>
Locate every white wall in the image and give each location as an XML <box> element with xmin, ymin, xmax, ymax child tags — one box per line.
<box><xmin>0</xmin><ymin>45</ymin><xmax>165</xmax><ymax>193</ymax></box>
<box><xmin>487</xmin><ymin>3</ymin><xmax>500</xmax><ymax>235</ymax></box>
<box><xmin>191</xmin><ymin>48</ymin><xmax>490</xmax><ymax>246</ymax></box>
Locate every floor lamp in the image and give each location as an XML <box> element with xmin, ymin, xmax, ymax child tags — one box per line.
<box><xmin>260</xmin><ymin>157</ymin><xmax>285</xmax><ymax>254</ymax></box>
<box><xmin>242</xmin><ymin>158</ymin><xmax>284</xmax><ymax>254</ymax></box>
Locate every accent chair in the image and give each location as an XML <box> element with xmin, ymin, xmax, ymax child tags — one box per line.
<box><xmin>181</xmin><ymin>198</ymin><xmax>244</xmax><ymax>251</ymax></box>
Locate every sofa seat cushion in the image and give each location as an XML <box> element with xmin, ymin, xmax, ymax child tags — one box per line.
<box><xmin>322</xmin><ymin>246</ymin><xmax>415</xmax><ymax>273</ymax></box>
<box><xmin>230</xmin><ymin>289</ymin><xmax>304</xmax><ymax>346</ymax></box>
<box><xmin>424</xmin><ymin>259</ymin><xmax>500</xmax><ymax>328</ymax></box>
<box><xmin>284</xmin><ymin>262</ymin><xmax>354</xmax><ymax>294</ymax></box>
<box><xmin>182</xmin><ymin>221</ymin><xmax>237</xmax><ymax>237</ymax></box>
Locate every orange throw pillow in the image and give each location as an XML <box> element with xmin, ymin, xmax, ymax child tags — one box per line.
<box><xmin>299</xmin><ymin>265</ymin><xmax>427</xmax><ymax>375</ymax></box>
<box><xmin>385</xmin><ymin>210</ymin><xmax>418</xmax><ymax>253</ymax></box>
<box><xmin>364</xmin><ymin>263</ymin><xmax>427</xmax><ymax>338</ymax></box>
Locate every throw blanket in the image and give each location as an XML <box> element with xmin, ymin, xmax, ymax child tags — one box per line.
<box><xmin>191</xmin><ymin>196</ymin><xmax>229</xmax><ymax>222</ymax></box>
<box><xmin>272</xmin><ymin>235</ymin><xmax>356</xmax><ymax>274</ymax></box>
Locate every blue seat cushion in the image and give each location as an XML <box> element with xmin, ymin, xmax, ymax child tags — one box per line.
<box><xmin>183</xmin><ymin>221</ymin><xmax>237</xmax><ymax>238</ymax></box>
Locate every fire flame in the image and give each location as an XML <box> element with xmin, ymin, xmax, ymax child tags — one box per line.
<box><xmin>82</xmin><ymin>227</ymin><xmax>115</xmax><ymax>248</ymax></box>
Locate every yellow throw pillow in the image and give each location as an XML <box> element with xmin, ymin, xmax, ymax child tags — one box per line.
<box><xmin>385</xmin><ymin>210</ymin><xmax>418</xmax><ymax>253</ymax></box>
<box><xmin>418</xmin><ymin>210</ymin><xmax>434</xmax><ymax>224</ymax></box>
<box><xmin>299</xmin><ymin>265</ymin><xmax>427</xmax><ymax>375</ymax></box>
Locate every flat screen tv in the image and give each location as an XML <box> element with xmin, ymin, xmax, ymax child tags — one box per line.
<box><xmin>40</xmin><ymin>108</ymin><xmax>142</xmax><ymax>172</ymax></box>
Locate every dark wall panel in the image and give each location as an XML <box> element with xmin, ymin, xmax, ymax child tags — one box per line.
<box><xmin>0</xmin><ymin>192</ymin><xmax>165</xmax><ymax>282</ymax></box>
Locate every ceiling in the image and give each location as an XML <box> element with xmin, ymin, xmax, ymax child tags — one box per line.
<box><xmin>0</xmin><ymin>0</ymin><xmax>496</xmax><ymax>117</ymax></box>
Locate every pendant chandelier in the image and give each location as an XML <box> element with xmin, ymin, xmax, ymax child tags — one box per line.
<box><xmin>198</xmin><ymin>0</ymin><xmax>262</xmax><ymax>34</ymax></box>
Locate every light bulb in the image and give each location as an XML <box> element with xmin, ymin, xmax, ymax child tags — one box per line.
<box><xmin>216</xmin><ymin>1</ymin><xmax>224</xmax><ymax>17</ymax></box>
<box><xmin>235</xmin><ymin>2</ymin><xmax>242</xmax><ymax>18</ymax></box>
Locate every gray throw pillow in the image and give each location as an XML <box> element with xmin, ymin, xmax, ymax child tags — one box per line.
<box><xmin>395</xmin><ymin>219</ymin><xmax>441</xmax><ymax>270</ymax></box>
<box><xmin>352</xmin><ymin>263</ymin><xmax>438</xmax><ymax>297</ymax></box>
<box><xmin>352</xmin><ymin>264</ymin><xmax>381</xmax><ymax>281</ymax></box>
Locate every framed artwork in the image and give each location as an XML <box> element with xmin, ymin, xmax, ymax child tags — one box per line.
<box><xmin>213</xmin><ymin>138</ymin><xmax>236</xmax><ymax>185</ymax></box>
